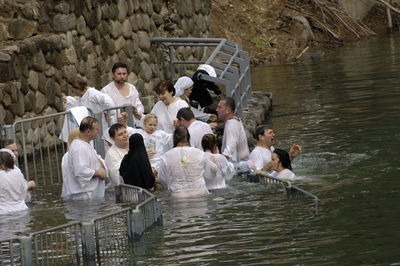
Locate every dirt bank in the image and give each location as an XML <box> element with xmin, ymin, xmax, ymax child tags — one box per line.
<box><xmin>211</xmin><ymin>0</ymin><xmax>399</xmax><ymax>65</ymax></box>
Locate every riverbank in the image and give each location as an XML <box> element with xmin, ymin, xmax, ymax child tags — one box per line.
<box><xmin>211</xmin><ymin>0</ymin><xmax>399</xmax><ymax>65</ymax></box>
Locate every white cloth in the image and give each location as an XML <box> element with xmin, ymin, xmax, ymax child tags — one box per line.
<box><xmin>60</xmin><ymin>106</ymin><xmax>90</xmax><ymax>142</ymax></box>
<box><xmin>148</xmin><ymin>98</ymin><xmax>189</xmax><ymax>134</ymax></box>
<box><xmin>187</xmin><ymin>120</ymin><xmax>213</xmax><ymax>150</ymax></box>
<box><xmin>174</xmin><ymin>77</ymin><xmax>193</xmax><ymax>97</ymax></box>
<box><xmin>158</xmin><ymin>147</ymin><xmax>209</xmax><ymax>198</ymax></box>
<box><xmin>0</xmin><ymin>168</ymin><xmax>28</xmax><ymax>214</ymax></box>
<box><xmin>276</xmin><ymin>168</ymin><xmax>295</xmax><ymax>181</ymax></box>
<box><xmin>62</xmin><ymin>139</ymin><xmax>106</xmax><ymax>200</ymax></box>
<box><xmin>104</xmin><ymin>145</ymin><xmax>128</xmax><ymax>186</ymax></box>
<box><xmin>203</xmin><ymin>152</ymin><xmax>235</xmax><ymax>190</ymax></box>
<box><xmin>249</xmin><ymin>146</ymin><xmax>275</xmax><ymax>171</ymax></box>
<box><xmin>101</xmin><ymin>82</ymin><xmax>144</xmax><ymax>113</ymax></box>
<box><xmin>221</xmin><ymin>119</ymin><xmax>249</xmax><ymax>164</ymax></box>
<box><xmin>131</xmin><ymin>128</ymin><xmax>173</xmax><ymax>173</ymax></box>
<box><xmin>197</xmin><ymin>64</ymin><xmax>217</xmax><ymax>77</ymax></box>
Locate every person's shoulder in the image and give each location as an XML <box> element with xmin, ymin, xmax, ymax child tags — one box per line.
<box><xmin>101</xmin><ymin>82</ymin><xmax>114</xmax><ymax>92</ymax></box>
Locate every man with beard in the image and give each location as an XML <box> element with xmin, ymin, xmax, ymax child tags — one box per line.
<box><xmin>249</xmin><ymin>124</ymin><xmax>301</xmax><ymax>173</ymax></box>
<box><xmin>101</xmin><ymin>63</ymin><xmax>144</xmax><ymax>121</ymax></box>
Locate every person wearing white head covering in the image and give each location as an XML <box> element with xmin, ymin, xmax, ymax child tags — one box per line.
<box><xmin>174</xmin><ymin>76</ymin><xmax>216</xmax><ymax>122</ymax></box>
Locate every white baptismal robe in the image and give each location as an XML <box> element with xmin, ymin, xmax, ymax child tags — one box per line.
<box><xmin>188</xmin><ymin>120</ymin><xmax>213</xmax><ymax>150</ymax></box>
<box><xmin>203</xmin><ymin>152</ymin><xmax>235</xmax><ymax>190</ymax></box>
<box><xmin>101</xmin><ymin>81</ymin><xmax>144</xmax><ymax>113</ymax></box>
<box><xmin>149</xmin><ymin>98</ymin><xmax>188</xmax><ymax>134</ymax></box>
<box><xmin>249</xmin><ymin>146</ymin><xmax>275</xmax><ymax>171</ymax></box>
<box><xmin>104</xmin><ymin>145</ymin><xmax>128</xmax><ymax>186</ymax></box>
<box><xmin>62</xmin><ymin>139</ymin><xmax>105</xmax><ymax>200</ymax></box>
<box><xmin>158</xmin><ymin>147</ymin><xmax>209</xmax><ymax>198</ymax></box>
<box><xmin>130</xmin><ymin>128</ymin><xmax>173</xmax><ymax>172</ymax></box>
<box><xmin>0</xmin><ymin>168</ymin><xmax>28</xmax><ymax>214</ymax></box>
<box><xmin>221</xmin><ymin>119</ymin><xmax>249</xmax><ymax>164</ymax></box>
<box><xmin>276</xmin><ymin>169</ymin><xmax>295</xmax><ymax>181</ymax></box>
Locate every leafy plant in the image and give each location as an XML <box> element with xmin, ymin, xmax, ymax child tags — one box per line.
<box><xmin>251</xmin><ymin>35</ymin><xmax>277</xmax><ymax>51</ymax></box>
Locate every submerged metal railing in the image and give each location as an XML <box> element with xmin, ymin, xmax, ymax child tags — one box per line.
<box><xmin>151</xmin><ymin>38</ymin><xmax>252</xmax><ymax>118</ymax></box>
<box><xmin>0</xmin><ymin>185</ymin><xmax>162</xmax><ymax>265</ymax></box>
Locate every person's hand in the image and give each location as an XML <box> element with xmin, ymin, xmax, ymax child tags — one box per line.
<box><xmin>147</xmin><ymin>149</ymin><xmax>156</xmax><ymax>159</ymax></box>
<box><xmin>63</xmin><ymin>96</ymin><xmax>67</xmax><ymax>104</ymax></box>
<box><xmin>117</xmin><ymin>112</ymin><xmax>128</xmax><ymax>127</ymax></box>
<box><xmin>132</xmin><ymin>105</ymin><xmax>142</xmax><ymax>119</ymax></box>
<box><xmin>94</xmin><ymin>169</ymin><xmax>107</xmax><ymax>180</ymax></box>
<box><xmin>289</xmin><ymin>144</ymin><xmax>302</xmax><ymax>160</ymax></box>
<box><xmin>208</xmin><ymin>114</ymin><xmax>217</xmax><ymax>122</ymax></box>
<box><xmin>173</xmin><ymin>119</ymin><xmax>179</xmax><ymax>128</ymax></box>
<box><xmin>27</xmin><ymin>180</ymin><xmax>36</xmax><ymax>191</ymax></box>
<box><xmin>263</xmin><ymin>161</ymin><xmax>273</xmax><ymax>172</ymax></box>
<box><xmin>210</xmin><ymin>156</ymin><xmax>216</xmax><ymax>163</ymax></box>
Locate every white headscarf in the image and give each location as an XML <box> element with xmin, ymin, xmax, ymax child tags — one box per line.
<box><xmin>0</xmin><ymin>148</ymin><xmax>16</xmax><ymax>162</ymax></box>
<box><xmin>197</xmin><ymin>64</ymin><xmax>217</xmax><ymax>77</ymax></box>
<box><xmin>174</xmin><ymin>77</ymin><xmax>194</xmax><ymax>97</ymax></box>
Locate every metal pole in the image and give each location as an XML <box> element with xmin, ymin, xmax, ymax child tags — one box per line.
<box><xmin>81</xmin><ymin>223</ymin><xmax>96</xmax><ymax>266</ymax></box>
<box><xmin>20</xmin><ymin>237</ymin><xmax>33</xmax><ymax>266</ymax></box>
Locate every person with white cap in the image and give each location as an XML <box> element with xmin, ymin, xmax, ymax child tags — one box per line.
<box><xmin>189</xmin><ymin>64</ymin><xmax>221</xmax><ymax>109</ymax></box>
<box><xmin>174</xmin><ymin>76</ymin><xmax>217</xmax><ymax>122</ymax></box>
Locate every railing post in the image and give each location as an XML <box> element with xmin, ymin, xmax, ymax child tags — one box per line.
<box><xmin>155</xmin><ymin>200</ymin><xmax>163</xmax><ymax>226</ymax></box>
<box><xmin>131</xmin><ymin>209</ymin><xmax>144</xmax><ymax>241</ymax></box>
<box><xmin>115</xmin><ymin>185</ymin><xmax>122</xmax><ymax>203</ymax></box>
<box><xmin>20</xmin><ymin>236</ymin><xmax>33</xmax><ymax>266</ymax></box>
<box><xmin>81</xmin><ymin>223</ymin><xmax>96</xmax><ymax>266</ymax></box>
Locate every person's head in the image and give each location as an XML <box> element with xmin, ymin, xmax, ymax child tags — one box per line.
<box><xmin>176</xmin><ymin>107</ymin><xmax>195</xmax><ymax>128</ymax></box>
<box><xmin>255</xmin><ymin>124</ymin><xmax>275</xmax><ymax>148</ymax></box>
<box><xmin>154</xmin><ymin>80</ymin><xmax>175</xmax><ymax>105</ymax></box>
<box><xmin>0</xmin><ymin>139</ymin><xmax>18</xmax><ymax>158</ymax></box>
<box><xmin>173</xmin><ymin>126</ymin><xmax>190</xmax><ymax>147</ymax></box>
<box><xmin>79</xmin><ymin>116</ymin><xmax>100</xmax><ymax>141</ymax></box>
<box><xmin>67</xmin><ymin>128</ymin><xmax>80</xmax><ymax>151</ymax></box>
<box><xmin>111</xmin><ymin>62</ymin><xmax>128</xmax><ymax>85</ymax></box>
<box><xmin>174</xmin><ymin>76</ymin><xmax>194</xmax><ymax>98</ymax></box>
<box><xmin>144</xmin><ymin>114</ymin><xmax>158</xmax><ymax>135</ymax></box>
<box><xmin>67</xmin><ymin>76</ymin><xmax>88</xmax><ymax>96</ymax></box>
<box><xmin>109</xmin><ymin>123</ymin><xmax>129</xmax><ymax>148</ymax></box>
<box><xmin>128</xmin><ymin>133</ymin><xmax>145</xmax><ymax>152</ymax></box>
<box><xmin>0</xmin><ymin>151</ymin><xmax>15</xmax><ymax>170</ymax></box>
<box><xmin>201</xmin><ymin>133</ymin><xmax>217</xmax><ymax>152</ymax></box>
<box><xmin>271</xmin><ymin>149</ymin><xmax>292</xmax><ymax>172</ymax></box>
<box><xmin>216</xmin><ymin>97</ymin><xmax>235</xmax><ymax>121</ymax></box>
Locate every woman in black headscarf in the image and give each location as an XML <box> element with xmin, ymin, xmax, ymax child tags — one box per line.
<box><xmin>119</xmin><ymin>134</ymin><xmax>155</xmax><ymax>189</ymax></box>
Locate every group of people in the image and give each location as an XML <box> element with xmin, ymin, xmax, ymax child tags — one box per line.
<box><xmin>1</xmin><ymin>62</ymin><xmax>302</xmax><ymax>213</ymax></box>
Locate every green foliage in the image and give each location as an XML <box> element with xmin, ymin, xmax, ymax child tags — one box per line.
<box><xmin>251</xmin><ymin>35</ymin><xmax>277</xmax><ymax>51</ymax></box>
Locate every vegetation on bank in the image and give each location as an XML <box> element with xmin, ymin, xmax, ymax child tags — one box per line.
<box><xmin>211</xmin><ymin>0</ymin><xmax>400</xmax><ymax>65</ymax></box>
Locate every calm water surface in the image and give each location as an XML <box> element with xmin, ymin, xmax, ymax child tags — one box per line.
<box><xmin>2</xmin><ymin>34</ymin><xmax>400</xmax><ymax>265</ymax></box>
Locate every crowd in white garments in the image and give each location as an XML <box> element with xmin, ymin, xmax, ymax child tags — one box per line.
<box><xmin>0</xmin><ymin>62</ymin><xmax>302</xmax><ymax>215</ymax></box>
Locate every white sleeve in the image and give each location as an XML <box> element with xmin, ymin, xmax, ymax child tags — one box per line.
<box><xmin>132</xmin><ymin>86</ymin><xmax>145</xmax><ymax>114</ymax></box>
<box><xmin>222</xmin><ymin>123</ymin><xmax>239</xmax><ymax>162</ymax></box>
<box><xmin>71</xmin><ymin>147</ymin><xmax>96</xmax><ymax>188</ymax></box>
<box><xmin>249</xmin><ymin>149</ymin><xmax>264</xmax><ymax>171</ymax></box>
<box><xmin>216</xmin><ymin>155</ymin><xmax>235</xmax><ymax>181</ymax></box>
<box><xmin>104</xmin><ymin>150</ymin><xmax>121</xmax><ymax>186</ymax></box>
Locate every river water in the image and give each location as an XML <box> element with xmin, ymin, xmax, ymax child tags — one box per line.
<box><xmin>2</xmin><ymin>34</ymin><xmax>400</xmax><ymax>264</ymax></box>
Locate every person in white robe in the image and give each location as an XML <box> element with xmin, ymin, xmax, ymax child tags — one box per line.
<box><xmin>62</xmin><ymin>117</ymin><xmax>107</xmax><ymax>200</ymax></box>
<box><xmin>104</xmin><ymin>123</ymin><xmax>129</xmax><ymax>186</ymax></box>
<box><xmin>174</xmin><ymin>76</ymin><xmax>217</xmax><ymax>122</ymax></box>
<box><xmin>101</xmin><ymin>63</ymin><xmax>144</xmax><ymax>127</ymax></box>
<box><xmin>158</xmin><ymin>126</ymin><xmax>209</xmax><ymax>198</ymax></box>
<box><xmin>176</xmin><ymin>107</ymin><xmax>213</xmax><ymax>150</ymax></box>
<box><xmin>139</xmin><ymin>80</ymin><xmax>188</xmax><ymax>134</ymax></box>
<box><xmin>129</xmin><ymin>114</ymin><xmax>172</xmax><ymax>175</ymax></box>
<box><xmin>0</xmin><ymin>151</ymin><xmax>28</xmax><ymax>214</ymax></box>
<box><xmin>270</xmin><ymin>149</ymin><xmax>296</xmax><ymax>181</ymax></box>
<box><xmin>201</xmin><ymin>134</ymin><xmax>235</xmax><ymax>190</ymax></box>
<box><xmin>216</xmin><ymin>97</ymin><xmax>249</xmax><ymax>164</ymax></box>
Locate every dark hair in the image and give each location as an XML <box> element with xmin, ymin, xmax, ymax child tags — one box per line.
<box><xmin>112</xmin><ymin>62</ymin><xmax>128</xmax><ymax>73</ymax></box>
<box><xmin>274</xmin><ymin>149</ymin><xmax>292</xmax><ymax>170</ymax></box>
<box><xmin>255</xmin><ymin>124</ymin><xmax>272</xmax><ymax>140</ymax></box>
<box><xmin>221</xmin><ymin>97</ymin><xmax>235</xmax><ymax>113</ymax></box>
<box><xmin>0</xmin><ymin>151</ymin><xmax>14</xmax><ymax>170</ymax></box>
<box><xmin>0</xmin><ymin>139</ymin><xmax>15</xmax><ymax>149</ymax></box>
<box><xmin>173</xmin><ymin>126</ymin><xmax>190</xmax><ymax>147</ymax></box>
<box><xmin>68</xmin><ymin>76</ymin><xmax>88</xmax><ymax>91</ymax></box>
<box><xmin>154</xmin><ymin>80</ymin><xmax>175</xmax><ymax>96</ymax></box>
<box><xmin>176</xmin><ymin>107</ymin><xmax>194</xmax><ymax>121</ymax></box>
<box><xmin>79</xmin><ymin>116</ymin><xmax>99</xmax><ymax>132</ymax></box>
<box><xmin>108</xmin><ymin>123</ymin><xmax>125</xmax><ymax>138</ymax></box>
<box><xmin>201</xmin><ymin>133</ymin><xmax>216</xmax><ymax>151</ymax></box>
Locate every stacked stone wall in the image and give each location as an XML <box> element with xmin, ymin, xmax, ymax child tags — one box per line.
<box><xmin>0</xmin><ymin>0</ymin><xmax>212</xmax><ymax>126</ymax></box>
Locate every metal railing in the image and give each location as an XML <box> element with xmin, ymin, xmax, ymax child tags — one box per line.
<box><xmin>0</xmin><ymin>185</ymin><xmax>162</xmax><ymax>265</ymax></box>
<box><xmin>152</xmin><ymin>38</ymin><xmax>252</xmax><ymax>118</ymax></box>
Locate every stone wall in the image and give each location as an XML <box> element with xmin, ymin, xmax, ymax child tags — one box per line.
<box><xmin>0</xmin><ymin>0</ymin><xmax>212</xmax><ymax>125</ymax></box>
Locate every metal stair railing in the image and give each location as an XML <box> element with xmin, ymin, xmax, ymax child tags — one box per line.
<box><xmin>151</xmin><ymin>38</ymin><xmax>252</xmax><ymax>118</ymax></box>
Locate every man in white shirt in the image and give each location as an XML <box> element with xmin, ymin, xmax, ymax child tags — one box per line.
<box><xmin>63</xmin><ymin>117</ymin><xmax>107</xmax><ymax>200</ymax></box>
<box><xmin>216</xmin><ymin>97</ymin><xmax>249</xmax><ymax>164</ymax></box>
<box><xmin>104</xmin><ymin>123</ymin><xmax>129</xmax><ymax>186</ymax></box>
<box><xmin>176</xmin><ymin>107</ymin><xmax>213</xmax><ymax>150</ymax></box>
<box><xmin>101</xmin><ymin>62</ymin><xmax>144</xmax><ymax>121</ymax></box>
<box><xmin>249</xmin><ymin>124</ymin><xmax>301</xmax><ymax>173</ymax></box>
